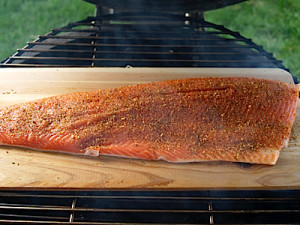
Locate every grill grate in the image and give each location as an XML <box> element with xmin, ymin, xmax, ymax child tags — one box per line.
<box><xmin>0</xmin><ymin>12</ymin><xmax>287</xmax><ymax>69</ymax></box>
<box><xmin>0</xmin><ymin>190</ymin><xmax>299</xmax><ymax>224</ymax></box>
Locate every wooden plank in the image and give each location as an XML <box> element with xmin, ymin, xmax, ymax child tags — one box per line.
<box><xmin>0</xmin><ymin>67</ymin><xmax>295</xmax><ymax>95</ymax></box>
<box><xmin>0</xmin><ymin>67</ymin><xmax>298</xmax><ymax>189</ymax></box>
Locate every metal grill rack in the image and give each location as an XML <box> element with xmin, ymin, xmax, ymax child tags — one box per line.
<box><xmin>0</xmin><ymin>12</ymin><xmax>288</xmax><ymax>70</ymax></box>
<box><xmin>0</xmin><ymin>190</ymin><xmax>299</xmax><ymax>224</ymax></box>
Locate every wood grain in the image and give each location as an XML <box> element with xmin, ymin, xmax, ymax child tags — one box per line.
<box><xmin>0</xmin><ymin>68</ymin><xmax>298</xmax><ymax>189</ymax></box>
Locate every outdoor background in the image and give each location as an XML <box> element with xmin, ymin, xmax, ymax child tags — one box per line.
<box><xmin>0</xmin><ymin>0</ymin><xmax>299</xmax><ymax>79</ymax></box>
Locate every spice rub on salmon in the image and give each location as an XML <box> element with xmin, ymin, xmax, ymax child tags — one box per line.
<box><xmin>0</xmin><ymin>77</ymin><xmax>298</xmax><ymax>165</ymax></box>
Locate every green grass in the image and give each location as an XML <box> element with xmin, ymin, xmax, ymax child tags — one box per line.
<box><xmin>0</xmin><ymin>0</ymin><xmax>299</xmax><ymax>79</ymax></box>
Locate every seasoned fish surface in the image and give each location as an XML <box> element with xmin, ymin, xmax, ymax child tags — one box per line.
<box><xmin>0</xmin><ymin>77</ymin><xmax>298</xmax><ymax>165</ymax></box>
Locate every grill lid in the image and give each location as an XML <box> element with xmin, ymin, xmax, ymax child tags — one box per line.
<box><xmin>84</xmin><ymin>0</ymin><xmax>247</xmax><ymax>12</ymax></box>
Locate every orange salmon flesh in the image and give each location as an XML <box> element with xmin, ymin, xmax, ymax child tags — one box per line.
<box><xmin>0</xmin><ymin>77</ymin><xmax>298</xmax><ymax>165</ymax></box>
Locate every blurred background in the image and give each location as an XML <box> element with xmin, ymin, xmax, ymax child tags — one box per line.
<box><xmin>0</xmin><ymin>0</ymin><xmax>299</xmax><ymax>78</ymax></box>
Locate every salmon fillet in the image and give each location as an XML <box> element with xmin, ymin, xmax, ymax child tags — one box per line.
<box><xmin>0</xmin><ymin>77</ymin><xmax>298</xmax><ymax>165</ymax></box>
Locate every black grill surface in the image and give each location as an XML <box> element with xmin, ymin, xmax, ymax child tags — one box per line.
<box><xmin>0</xmin><ymin>12</ymin><xmax>287</xmax><ymax>70</ymax></box>
<box><xmin>0</xmin><ymin>190</ymin><xmax>299</xmax><ymax>224</ymax></box>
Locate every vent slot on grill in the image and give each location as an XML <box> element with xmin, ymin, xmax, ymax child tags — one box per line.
<box><xmin>1</xmin><ymin>12</ymin><xmax>285</xmax><ymax>69</ymax></box>
<box><xmin>0</xmin><ymin>190</ymin><xmax>299</xmax><ymax>224</ymax></box>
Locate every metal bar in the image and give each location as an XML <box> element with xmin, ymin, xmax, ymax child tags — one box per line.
<box><xmin>94</xmin><ymin>14</ymin><xmax>188</xmax><ymax>21</ymax></box>
<box><xmin>17</xmin><ymin>49</ymin><xmax>269</xmax><ymax>56</ymax></box>
<box><xmin>9</xmin><ymin>56</ymin><xmax>280</xmax><ymax>63</ymax></box>
<box><xmin>26</xmin><ymin>42</ymin><xmax>259</xmax><ymax>48</ymax></box>
<box><xmin>52</xmin><ymin>28</ymin><xmax>99</xmax><ymax>33</ymax></box>
<box><xmin>38</xmin><ymin>35</ymin><xmax>246</xmax><ymax>42</ymax></box>
<box><xmin>0</xmin><ymin>203</ymin><xmax>70</xmax><ymax>209</ymax></box>
<box><xmin>0</xmin><ymin>205</ymin><xmax>298</xmax><ymax>214</ymax></box>
<box><xmin>87</xmin><ymin>13</ymin><xmax>208</xmax><ymax>25</ymax></box>
<box><xmin>68</xmin><ymin>22</ymin><xmax>97</xmax><ymax>26</ymax></box>
<box><xmin>0</xmin><ymin>220</ymin><xmax>196</xmax><ymax>225</ymax></box>
<box><xmin>0</xmin><ymin>213</ymin><xmax>68</xmax><ymax>221</ymax></box>
<box><xmin>89</xmin><ymin>23</ymin><xmax>204</xmax><ymax>28</ymax></box>
<box><xmin>17</xmin><ymin>49</ymin><xmax>94</xmax><ymax>53</ymax></box>
<box><xmin>97</xmin><ymin>12</ymin><xmax>185</xmax><ymax>19</ymax></box>
<box><xmin>51</xmin><ymin>28</ymin><xmax>233</xmax><ymax>36</ymax></box>
<box><xmin>50</xmin><ymin>15</ymin><xmax>205</xmax><ymax>29</ymax></box>
<box><xmin>0</xmin><ymin>64</ymin><xmax>90</xmax><ymax>67</ymax></box>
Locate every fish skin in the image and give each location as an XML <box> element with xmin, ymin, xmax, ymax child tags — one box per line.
<box><xmin>0</xmin><ymin>77</ymin><xmax>298</xmax><ymax>165</ymax></box>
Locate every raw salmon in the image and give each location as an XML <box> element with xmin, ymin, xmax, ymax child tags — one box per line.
<box><xmin>0</xmin><ymin>77</ymin><xmax>298</xmax><ymax>165</ymax></box>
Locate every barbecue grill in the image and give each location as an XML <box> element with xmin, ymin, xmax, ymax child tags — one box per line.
<box><xmin>0</xmin><ymin>0</ymin><xmax>300</xmax><ymax>224</ymax></box>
